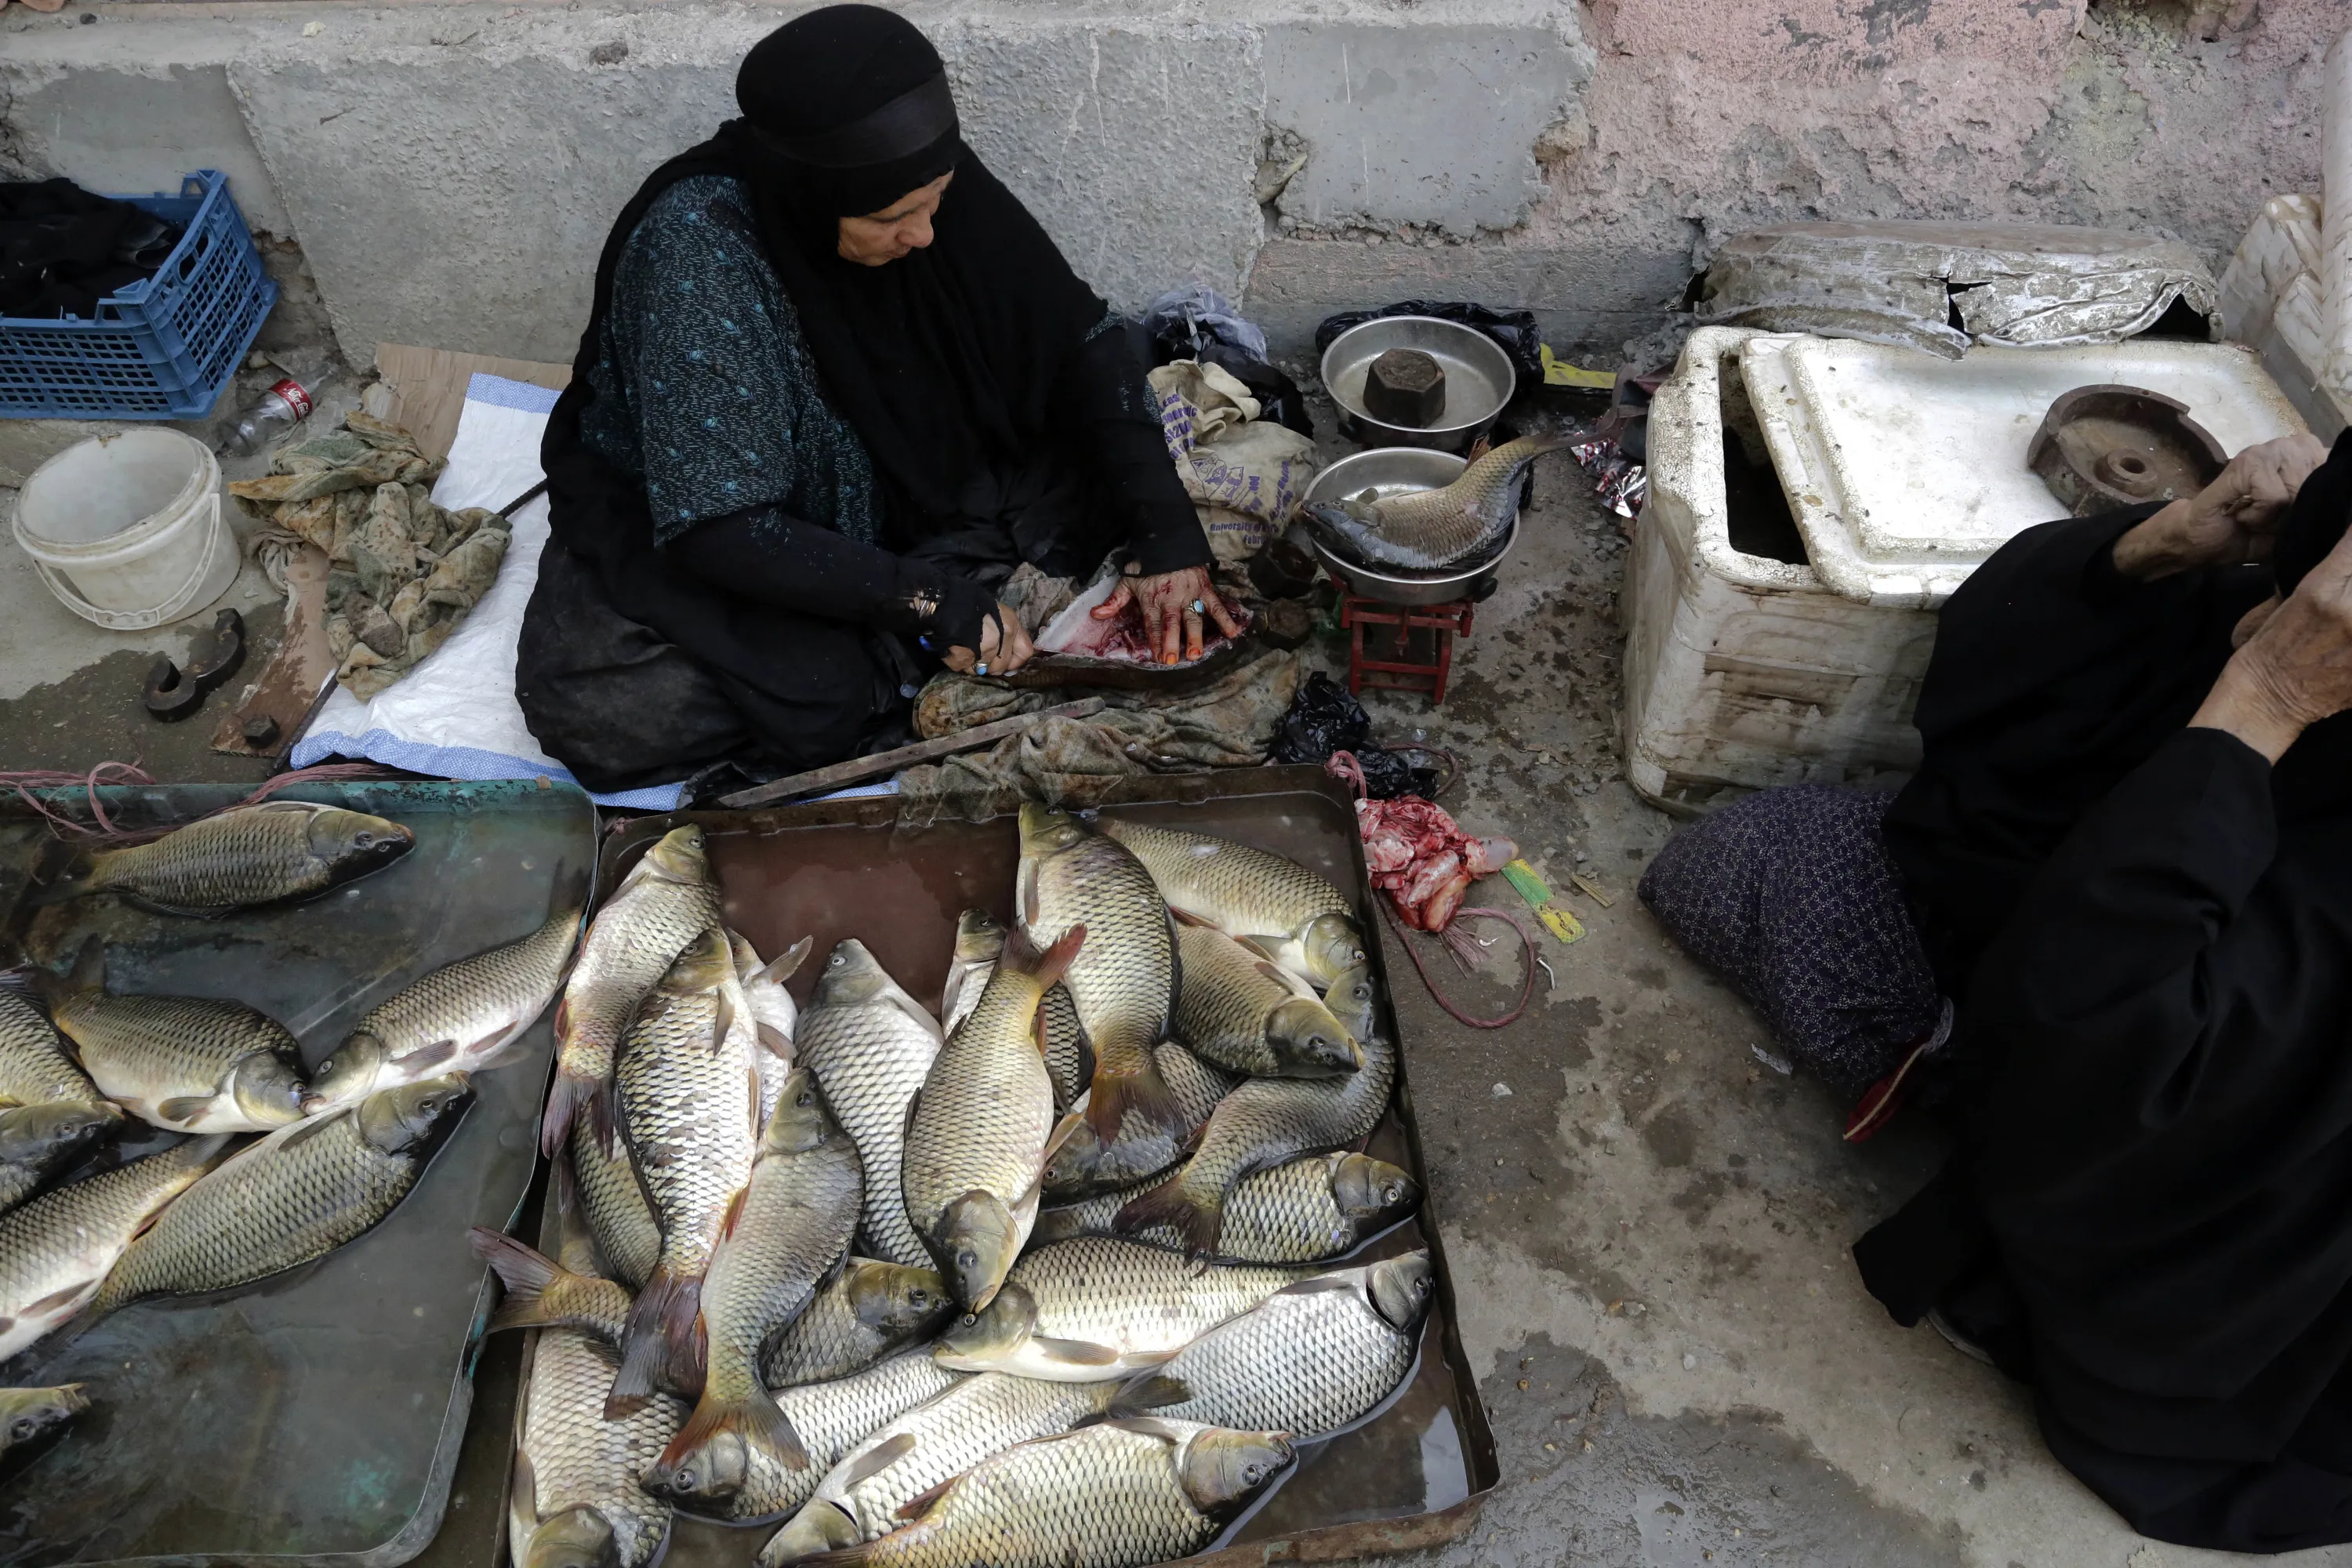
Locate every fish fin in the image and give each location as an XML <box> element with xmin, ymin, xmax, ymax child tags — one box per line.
<box><xmin>1083</xmin><ymin>1054</ymin><xmax>1180</xmax><ymax>1145</ymax></box>
<box><xmin>712</xmin><ymin>989</ymin><xmax>735</xmax><ymax>1054</ymax></box>
<box><xmin>1275</xmin><ymin>1274</ymin><xmax>1363</xmax><ymax>1298</ymax></box>
<box><xmin>756</xmin><ymin>1022</ymin><xmax>793</xmax><ymax>1059</ymax></box>
<box><xmin>153</xmin><ymin>1095</ymin><xmax>212</xmax><ymax>1125</ymax></box>
<box><xmin>834</xmin><ymin>1432</ymin><xmax>917</xmax><ymax>1494</ymax></box>
<box><xmin>752</xmin><ymin>936</ymin><xmax>815</xmax><ymax>987</ymax></box>
<box><xmin>1033</xmin><ymin>925</ymin><xmax>1085</xmax><ymax>989</ymax></box>
<box><xmin>22</xmin><ymin>1283</ymin><xmax>94</xmax><ymax>1317</ymax></box>
<box><xmin>892</xmin><ymin>1476</ymin><xmax>958</xmax><ymax>1522</ymax></box>
<box><xmin>1112</xmin><ymin>1180</ymin><xmax>1221</xmax><ymax>1259</ymax></box>
<box><xmin>1109</xmin><ymin>1374</ymin><xmax>1192</xmax><ymax>1415</ymax></box>
<box><xmin>1030</xmin><ymin>1334</ymin><xmax>1123</xmax><ymax>1367</ymax></box>
<box><xmin>720</xmin><ymin>1186</ymin><xmax>750</xmax><ymax>1243</ymax></box>
<box><xmin>65</xmin><ymin>935</ymin><xmax>107</xmax><ymax>995</ymax></box>
<box><xmin>118</xmin><ymin>895</ymin><xmax>235</xmax><ymax>920</ymax></box>
<box><xmin>275</xmin><ymin>1113</ymin><xmax>342</xmax><ymax>1150</ymax></box>
<box><xmin>1018</xmin><ymin>858</ymin><xmax>1039</xmax><ymax>930</ymax></box>
<box><xmin>470</xmin><ymin>1228</ymin><xmax>583</xmax><ymax>1334</ymax></box>
<box><xmin>794</xmin><ymin>1551</ymin><xmax>873</xmax><ymax>1568</ymax></box>
<box><xmin>608</xmin><ymin>1264</ymin><xmax>698</xmax><ymax>1418</ymax></box>
<box><xmin>1235</xmin><ymin>935</ymin><xmax>1287</xmax><ymax>962</ymax></box>
<box><xmin>400</xmin><ymin>1039</ymin><xmax>463</xmax><ymax>1071</ymax></box>
<box><xmin>660</xmin><ymin>1392</ymin><xmax>809</xmax><ymax>1475</ymax></box>
<box><xmin>539</xmin><ymin>1067</ymin><xmax>604</xmax><ymax>1159</ymax></box>
<box><xmin>884</xmin><ymin>989</ymin><xmax>944</xmax><ymax>1042</ymax></box>
<box><xmin>1167</xmin><ymin>907</ymin><xmax>1215</xmax><ymax>929</ymax></box>
<box><xmin>1251</xmin><ymin>960</ymin><xmax>1299</xmax><ymax>993</ymax></box>
<box><xmin>466</xmin><ymin>1029</ymin><xmax>534</xmax><ymax>1071</ymax></box>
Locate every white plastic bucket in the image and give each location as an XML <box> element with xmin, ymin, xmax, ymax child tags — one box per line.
<box><xmin>9</xmin><ymin>429</ymin><xmax>238</xmax><ymax>630</ymax></box>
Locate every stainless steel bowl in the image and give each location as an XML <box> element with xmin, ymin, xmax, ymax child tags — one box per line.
<box><xmin>1319</xmin><ymin>315</ymin><xmax>1517</xmax><ymax>452</ymax></box>
<box><xmin>1299</xmin><ymin>446</ymin><xmax>1520</xmax><ymax>605</ymax></box>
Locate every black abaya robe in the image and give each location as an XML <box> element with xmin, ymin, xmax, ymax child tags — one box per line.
<box><xmin>1857</xmin><ymin>445</ymin><xmax>2352</xmax><ymax>1552</ymax></box>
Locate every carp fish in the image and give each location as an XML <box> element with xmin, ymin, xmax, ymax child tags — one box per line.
<box><xmin>67</xmin><ymin>800</ymin><xmax>413</xmax><ymax>916</ymax></box>
<box><xmin>1301</xmin><ymin>431</ymin><xmax>1569</xmax><ymax>573</ymax></box>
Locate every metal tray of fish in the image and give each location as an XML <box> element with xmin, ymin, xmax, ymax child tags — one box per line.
<box><xmin>585</xmin><ymin>767</ymin><xmax>1497</xmax><ymax>1568</ymax></box>
<box><xmin>0</xmin><ymin>778</ymin><xmax>596</xmax><ymax>1568</ymax></box>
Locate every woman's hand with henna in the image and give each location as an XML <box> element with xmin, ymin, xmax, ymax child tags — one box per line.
<box><xmin>1092</xmin><ymin>565</ymin><xmax>1245</xmax><ymax>665</ymax></box>
<box><xmin>942</xmin><ymin>602</ymin><xmax>1033</xmax><ymax>677</ymax></box>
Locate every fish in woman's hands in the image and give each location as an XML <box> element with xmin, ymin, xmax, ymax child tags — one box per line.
<box><xmin>1112</xmin><ymin>1252</ymin><xmax>1435</xmax><ymax>1438</ymax></box>
<box><xmin>648</xmin><ymin>1068</ymin><xmax>864</xmax><ymax>1489</ymax></box>
<box><xmin>1097</xmin><ymin>818</ymin><xmax>1366</xmax><ymax>987</ymax></box>
<box><xmin>1300</xmin><ymin>431</ymin><xmax>1568</xmax><ymax>573</ymax></box>
<box><xmin>611</xmin><ymin>929</ymin><xmax>760</xmax><ymax>1414</ymax></box>
<box><xmin>782</xmin><ymin>1417</ymin><xmax>1294</xmax><ymax>1568</ymax></box>
<box><xmin>648</xmin><ymin>1352</ymin><xmax>964</xmax><ymax>1523</ymax></box>
<box><xmin>0</xmin><ymin>1384</ymin><xmax>88</xmax><ymax>1455</ymax></box>
<box><xmin>931</xmin><ymin>1236</ymin><xmax>1319</xmax><ymax>1382</ymax></box>
<box><xmin>42</xmin><ymin>942</ymin><xmax>311</xmax><ymax>1133</ymax></box>
<box><xmin>66</xmin><ymin>800</ymin><xmax>413</xmax><ymax>916</ymax></box>
<box><xmin>1035</xmin><ymin>1150</ymin><xmax>1418</xmax><ymax>1265</ymax></box>
<box><xmin>1015</xmin><ymin>806</ymin><xmax>1184</xmax><ymax>1190</ymax></box>
<box><xmin>0</xmin><ymin>1134</ymin><xmax>230</xmax><ymax>1361</ymax></box>
<box><xmin>902</xmin><ymin>927</ymin><xmax>1083</xmax><ymax>1316</ymax></box>
<box><xmin>1171</xmin><ymin>917</ymin><xmax>1361</xmax><ymax>1079</ymax></box>
<box><xmin>510</xmin><ymin>1326</ymin><xmax>684</xmax><ymax>1568</ymax></box>
<box><xmin>87</xmin><ymin>1076</ymin><xmax>470</xmax><ymax>1319</ymax></box>
<box><xmin>1116</xmin><ymin>964</ymin><xmax>1392</xmax><ymax>1260</ymax></box>
<box><xmin>310</xmin><ymin>905</ymin><xmax>583</xmax><ymax>1107</ymax></box>
<box><xmin>760</xmin><ymin>1372</ymin><xmax>1119</xmax><ymax>1564</ymax></box>
<box><xmin>543</xmin><ymin>825</ymin><xmax>722</xmax><ymax>1159</ymax></box>
<box><xmin>793</xmin><ymin>942</ymin><xmax>942</xmax><ymax>1271</ymax></box>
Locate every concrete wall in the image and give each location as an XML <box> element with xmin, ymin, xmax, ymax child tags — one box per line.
<box><xmin>1</xmin><ymin>0</ymin><xmax>2339</xmax><ymax>370</ymax></box>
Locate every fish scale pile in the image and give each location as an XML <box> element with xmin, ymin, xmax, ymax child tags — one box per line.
<box><xmin>499</xmin><ymin>806</ymin><xmax>1435</xmax><ymax>1568</ymax></box>
<box><xmin>0</xmin><ymin>797</ymin><xmax>579</xmax><ymax>1465</ymax></box>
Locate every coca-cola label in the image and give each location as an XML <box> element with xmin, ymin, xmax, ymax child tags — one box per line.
<box><xmin>271</xmin><ymin>379</ymin><xmax>314</xmax><ymax>420</ymax></box>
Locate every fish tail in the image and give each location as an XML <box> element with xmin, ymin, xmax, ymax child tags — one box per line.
<box><xmin>539</xmin><ymin>1067</ymin><xmax>608</xmax><ymax>1160</ymax></box>
<box><xmin>608</xmin><ymin>1264</ymin><xmax>697</xmax><ymax>1417</ymax></box>
<box><xmin>1083</xmin><ymin>1052</ymin><xmax>1179</xmax><ymax>1145</ymax></box>
<box><xmin>659</xmin><ymin>1390</ymin><xmax>810</xmax><ymax>1477</ymax></box>
<box><xmin>1112</xmin><ymin>1175</ymin><xmax>1221</xmax><ymax>1259</ymax></box>
<box><xmin>469</xmin><ymin>1228</ymin><xmax>602</xmax><ymax>1336</ymax></box>
<box><xmin>1004</xmin><ymin>924</ymin><xmax>1086</xmax><ymax>988</ymax></box>
<box><xmin>793</xmin><ymin>1550</ymin><xmax>874</xmax><ymax>1568</ymax></box>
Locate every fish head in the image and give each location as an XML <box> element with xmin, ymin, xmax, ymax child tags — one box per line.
<box><xmin>1040</xmin><ymin>1116</ymin><xmax>1107</xmax><ymax>1194</ymax></box>
<box><xmin>759</xmin><ymin>1501</ymin><xmax>859</xmax><ymax>1567</ymax></box>
<box><xmin>932</xmin><ymin>1279</ymin><xmax>1036</xmax><ymax>1369</ymax></box>
<box><xmin>1320</xmin><ymin>962</ymin><xmax>1379</xmax><ymax>1043</ymax></box>
<box><xmin>951</xmin><ymin>908</ymin><xmax>1007</xmax><ymax>964</ymax></box>
<box><xmin>229</xmin><ymin>1050</ymin><xmax>314</xmax><ymax>1127</ymax></box>
<box><xmin>303</xmin><ymin>1033</ymin><xmax>387</xmax><ymax>1112</ymax></box>
<box><xmin>1298</xmin><ymin>915</ymin><xmax>1370</xmax><ymax>987</ymax></box>
<box><xmin>524</xmin><ymin>1507</ymin><xmax>621</xmax><ymax>1568</ymax></box>
<box><xmin>1265</xmin><ymin>997</ymin><xmax>1366</xmax><ymax>1079</ymax></box>
<box><xmin>1368</xmin><ymin>1250</ymin><xmax>1437</xmax><ymax>1332</ymax></box>
<box><xmin>1016</xmin><ymin>802</ymin><xmax>1086</xmax><ymax>858</ymax></box>
<box><xmin>935</xmin><ymin>1190</ymin><xmax>1018</xmax><ymax>1316</ymax></box>
<box><xmin>643</xmin><ymin>1432</ymin><xmax>747</xmax><ymax>1505</ymax></box>
<box><xmin>0</xmin><ymin>1098</ymin><xmax>120</xmax><ymax>1166</ymax></box>
<box><xmin>637</xmin><ymin>825</ymin><xmax>711</xmax><ymax>886</ymax></box>
<box><xmin>305</xmin><ymin>807</ymin><xmax>416</xmax><ymax>883</ymax></box>
<box><xmin>846</xmin><ymin>1261</ymin><xmax>953</xmax><ymax>1338</ymax></box>
<box><xmin>811</xmin><ymin>938</ymin><xmax>902</xmax><ymax>1009</ymax></box>
<box><xmin>2</xmin><ymin>1384</ymin><xmax>86</xmax><ymax>1448</ymax></box>
<box><xmin>1330</xmin><ymin>1155</ymin><xmax>1420</xmax><ymax>1238</ymax></box>
<box><xmin>657</xmin><ymin>927</ymin><xmax>735</xmax><ymax>996</ymax></box>
<box><xmin>1176</xmin><ymin>1425</ymin><xmax>1298</xmax><ymax>1516</ymax></box>
<box><xmin>760</xmin><ymin>1067</ymin><xmax>838</xmax><ymax>1155</ymax></box>
<box><xmin>357</xmin><ymin>1073</ymin><xmax>474</xmax><ymax>1155</ymax></box>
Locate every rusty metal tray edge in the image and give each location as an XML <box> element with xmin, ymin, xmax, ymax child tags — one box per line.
<box><xmin>590</xmin><ymin>764</ymin><xmax>1498</xmax><ymax>1566</ymax></box>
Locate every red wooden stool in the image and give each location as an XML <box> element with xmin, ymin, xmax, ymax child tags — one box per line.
<box><xmin>1336</xmin><ymin>587</ymin><xmax>1476</xmax><ymax>704</ymax></box>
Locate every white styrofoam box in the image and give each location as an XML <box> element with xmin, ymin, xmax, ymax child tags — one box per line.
<box><xmin>1743</xmin><ymin>336</ymin><xmax>2310</xmax><ymax>608</ymax></box>
<box><xmin>2325</xmin><ymin>28</ymin><xmax>2350</xmax><ymax>399</ymax></box>
<box><xmin>1623</xmin><ymin>327</ymin><xmax>1936</xmax><ymax>815</ymax></box>
<box><xmin>2218</xmin><ymin>194</ymin><xmax>2349</xmax><ymax>439</ymax></box>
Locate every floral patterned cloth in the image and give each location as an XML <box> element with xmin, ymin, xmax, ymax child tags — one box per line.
<box><xmin>578</xmin><ymin>173</ymin><xmax>882</xmax><ymax>547</ymax></box>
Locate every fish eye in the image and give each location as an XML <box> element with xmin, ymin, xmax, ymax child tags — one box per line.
<box><xmin>677</xmin><ymin>1468</ymin><xmax>696</xmax><ymax>1487</ymax></box>
<box><xmin>1243</xmin><ymin>1461</ymin><xmax>1265</xmax><ymax>1483</ymax></box>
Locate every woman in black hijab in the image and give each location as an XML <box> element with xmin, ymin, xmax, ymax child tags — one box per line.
<box><xmin>517</xmin><ymin>5</ymin><xmax>1236</xmax><ymax>793</ymax></box>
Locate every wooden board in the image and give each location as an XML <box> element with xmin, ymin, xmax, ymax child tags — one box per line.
<box><xmin>372</xmin><ymin>343</ymin><xmax>571</xmax><ymax>463</ymax></box>
<box><xmin>212</xmin><ymin>541</ymin><xmax>333</xmax><ymax>759</ymax></box>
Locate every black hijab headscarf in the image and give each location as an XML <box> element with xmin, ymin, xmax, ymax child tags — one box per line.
<box><xmin>710</xmin><ymin>6</ymin><xmax>1109</xmax><ymax>543</ymax></box>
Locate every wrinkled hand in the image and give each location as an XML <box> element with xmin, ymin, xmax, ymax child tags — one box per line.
<box><xmin>2191</xmin><ymin>523</ymin><xmax>2352</xmax><ymax>760</ymax></box>
<box><xmin>2113</xmin><ymin>433</ymin><xmax>2332</xmax><ymax>580</ymax></box>
<box><xmin>942</xmin><ymin>601</ymin><xmax>1034</xmax><ymax>677</ymax></box>
<box><xmin>1093</xmin><ymin>565</ymin><xmax>1246</xmax><ymax>665</ymax></box>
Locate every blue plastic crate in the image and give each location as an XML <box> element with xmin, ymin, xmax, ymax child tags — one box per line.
<box><xmin>0</xmin><ymin>170</ymin><xmax>278</xmax><ymax>421</ymax></box>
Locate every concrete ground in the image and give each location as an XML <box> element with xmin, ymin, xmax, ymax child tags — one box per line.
<box><xmin>2</xmin><ymin>397</ymin><xmax>2346</xmax><ymax>1568</ymax></box>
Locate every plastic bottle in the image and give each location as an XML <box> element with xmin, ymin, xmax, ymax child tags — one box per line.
<box><xmin>224</xmin><ymin>376</ymin><xmax>315</xmax><ymax>456</ymax></box>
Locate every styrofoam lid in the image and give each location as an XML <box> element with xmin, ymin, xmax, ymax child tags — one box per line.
<box><xmin>1740</xmin><ymin>336</ymin><xmax>2310</xmax><ymax>608</ymax></box>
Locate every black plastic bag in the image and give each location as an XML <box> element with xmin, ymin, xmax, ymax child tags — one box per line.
<box><xmin>1271</xmin><ymin>672</ymin><xmax>1435</xmax><ymax>799</ymax></box>
<box><xmin>1196</xmin><ymin>344</ymin><xmax>1314</xmax><ymax>441</ymax></box>
<box><xmin>1313</xmin><ymin>301</ymin><xmax>1548</xmax><ymax>390</ymax></box>
<box><xmin>1145</xmin><ymin>287</ymin><xmax>1315</xmax><ymax>441</ymax></box>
